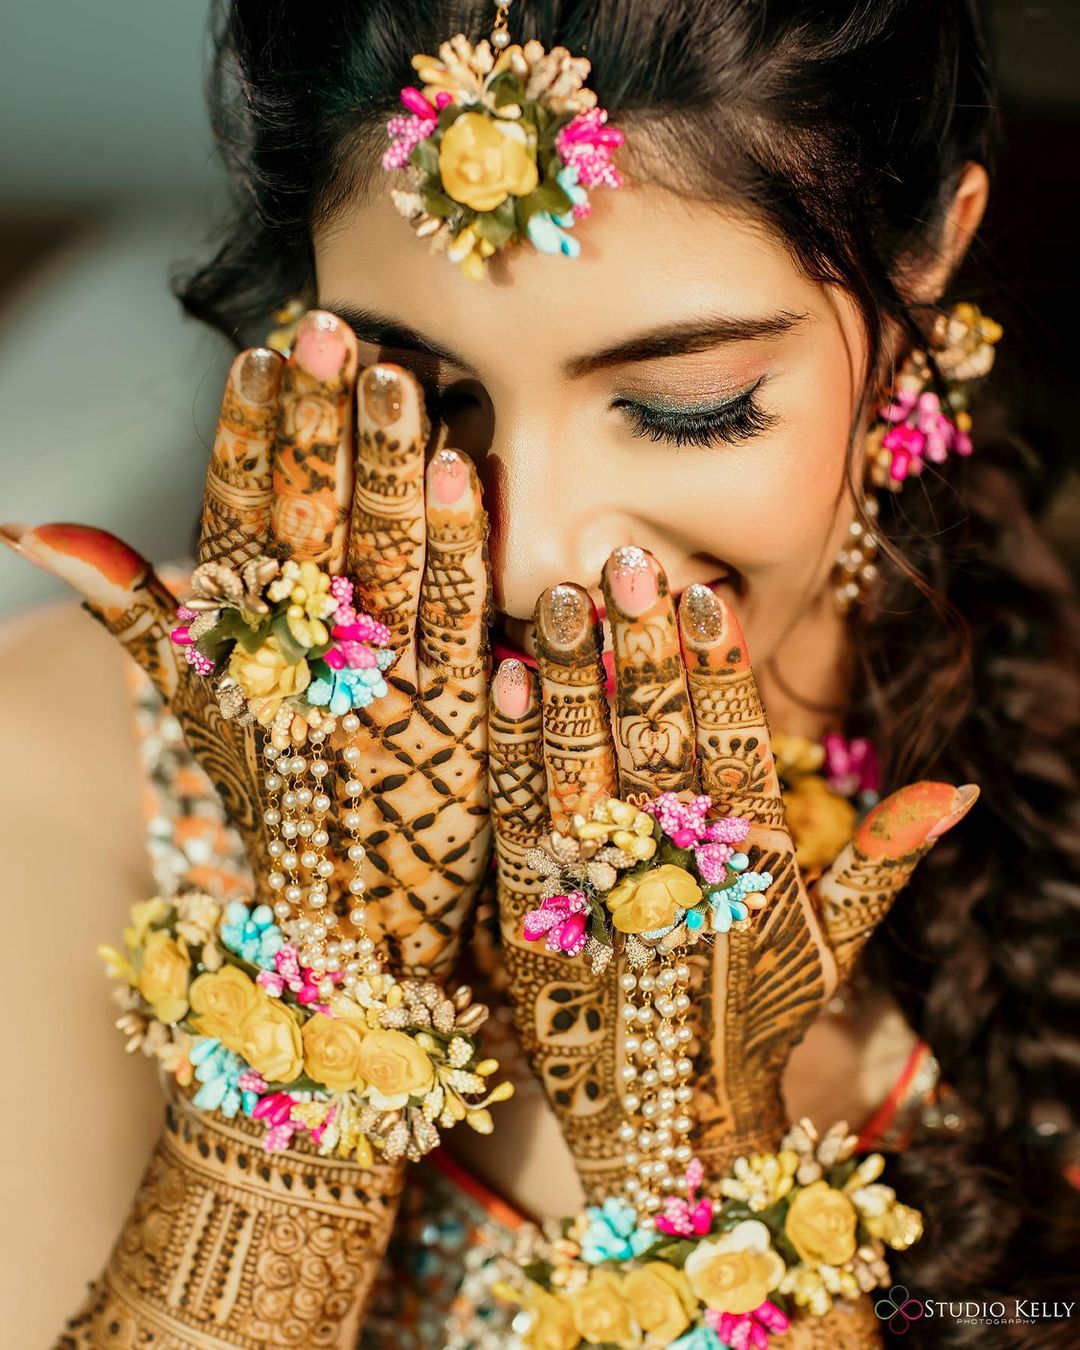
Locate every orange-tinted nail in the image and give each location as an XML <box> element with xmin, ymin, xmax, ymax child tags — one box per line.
<box><xmin>857</xmin><ymin>781</ymin><xmax>978</xmax><ymax>859</ymax></box>
<box><xmin>607</xmin><ymin>546</ymin><xmax>658</xmax><ymax>617</ymax></box>
<box><xmin>924</xmin><ymin>783</ymin><xmax>980</xmax><ymax>839</ymax></box>
<box><xmin>493</xmin><ymin>658</ymin><xmax>532</xmax><ymax>718</ymax></box>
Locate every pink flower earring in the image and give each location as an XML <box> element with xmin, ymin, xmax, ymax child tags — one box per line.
<box><xmin>833</xmin><ymin>301</ymin><xmax>1003</xmax><ymax>615</ymax></box>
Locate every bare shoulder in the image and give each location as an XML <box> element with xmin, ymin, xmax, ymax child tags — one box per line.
<box><xmin>0</xmin><ymin>602</ymin><xmax>161</xmax><ymax>1343</ymax></box>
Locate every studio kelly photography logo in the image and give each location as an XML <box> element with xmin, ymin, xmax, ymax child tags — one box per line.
<box><xmin>874</xmin><ymin>1286</ymin><xmax>1076</xmax><ymax>1334</ymax></box>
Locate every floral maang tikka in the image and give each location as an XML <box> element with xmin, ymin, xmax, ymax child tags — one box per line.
<box><xmin>383</xmin><ymin>2</ymin><xmax>624</xmax><ymax>279</ymax></box>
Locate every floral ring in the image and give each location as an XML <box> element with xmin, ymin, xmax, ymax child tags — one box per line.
<box><xmin>169</xmin><ymin>558</ymin><xmax>395</xmax><ymax>749</ymax></box>
<box><xmin>523</xmin><ymin>792</ymin><xmax>773</xmax><ymax>973</ymax></box>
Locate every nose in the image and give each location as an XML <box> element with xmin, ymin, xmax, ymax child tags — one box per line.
<box><xmin>476</xmin><ymin>414</ymin><xmax>639</xmax><ymax>618</ymax></box>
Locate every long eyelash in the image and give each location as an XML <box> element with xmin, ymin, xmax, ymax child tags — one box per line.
<box><xmin>618</xmin><ymin>388</ymin><xmax>779</xmax><ymax>448</ymax></box>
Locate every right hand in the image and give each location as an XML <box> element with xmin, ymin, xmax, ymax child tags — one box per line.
<box><xmin>4</xmin><ymin>310</ymin><xmax>491</xmax><ymax>976</ymax></box>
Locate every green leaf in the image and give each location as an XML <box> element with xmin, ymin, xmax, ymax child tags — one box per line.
<box><xmin>475</xmin><ymin>198</ymin><xmax>517</xmax><ymax>247</ymax></box>
<box><xmin>411</xmin><ymin>136</ymin><xmax>441</xmax><ymax>178</ymax></box>
<box><xmin>420</xmin><ymin>187</ymin><xmax>462</xmax><ymax>219</ymax></box>
<box><xmin>522</xmin><ymin>1259</ymin><xmax>555</xmax><ymax>1287</ymax></box>
<box><xmin>651</xmin><ymin>1238</ymin><xmax>696</xmax><ymax>1268</ymax></box>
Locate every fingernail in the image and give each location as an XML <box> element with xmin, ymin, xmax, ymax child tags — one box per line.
<box><xmin>493</xmin><ymin>658</ymin><xmax>532</xmax><ymax>718</ymax></box>
<box><xmin>362</xmin><ymin>367</ymin><xmax>404</xmax><ymax>427</ymax></box>
<box><xmin>237</xmin><ymin>348</ymin><xmax>281</xmax><ymax>403</ymax></box>
<box><xmin>428</xmin><ymin>449</ymin><xmax>470</xmax><ymax>506</ymax></box>
<box><xmin>681</xmin><ymin>582</ymin><xmax>724</xmax><ymax>641</ymax></box>
<box><xmin>294</xmin><ymin>311</ymin><xmax>348</xmax><ymax>382</ymax></box>
<box><xmin>538</xmin><ymin>583</ymin><xmax>592</xmax><ymax>646</ymax></box>
<box><xmin>925</xmin><ymin>783</ymin><xmax>980</xmax><ymax>840</ymax></box>
<box><xmin>606</xmin><ymin>546</ymin><xmax>658</xmax><ymax>617</ymax></box>
<box><xmin>0</xmin><ymin>523</ymin><xmax>26</xmax><ymax>552</ymax></box>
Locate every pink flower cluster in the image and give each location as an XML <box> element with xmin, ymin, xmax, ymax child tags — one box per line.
<box><xmin>642</xmin><ymin>793</ymin><xmax>750</xmax><ymax>884</ymax></box>
<box><xmin>522</xmin><ymin>891</ymin><xmax>589</xmax><ymax>956</ymax></box>
<box><xmin>171</xmin><ymin>606</ymin><xmax>215</xmax><ymax>676</ymax></box>
<box><xmin>880</xmin><ymin>386</ymin><xmax>971</xmax><ymax>482</ymax></box>
<box><xmin>705</xmin><ymin>1302</ymin><xmax>790</xmax><ymax>1350</ymax></box>
<box><xmin>382</xmin><ymin>86</ymin><xmax>451</xmax><ymax>171</ymax></box>
<box><xmin>251</xmin><ymin>1090</ymin><xmax>337</xmax><ymax>1153</ymax></box>
<box><xmin>257</xmin><ymin>943</ymin><xmax>342</xmax><ymax>1011</ymax></box>
<box><xmin>556</xmin><ymin>109</ymin><xmax>624</xmax><ymax>191</ymax></box>
<box><xmin>822</xmin><ymin>732</ymin><xmax>880</xmax><ymax>798</ymax></box>
<box><xmin>325</xmin><ymin>576</ymin><xmax>392</xmax><ymax>673</ymax></box>
<box><xmin>656</xmin><ymin>1157</ymin><xmax>713</xmax><ymax>1237</ymax></box>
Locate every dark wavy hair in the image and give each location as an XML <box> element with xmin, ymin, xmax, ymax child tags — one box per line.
<box><xmin>177</xmin><ymin>1</ymin><xmax>1080</xmax><ymax>1343</ymax></box>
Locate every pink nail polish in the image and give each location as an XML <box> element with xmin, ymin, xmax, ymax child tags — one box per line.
<box><xmin>294</xmin><ymin>312</ymin><xmax>348</xmax><ymax>382</ymax></box>
<box><xmin>494</xmin><ymin>659</ymin><xmax>532</xmax><ymax>717</ymax></box>
<box><xmin>607</xmin><ymin>546</ymin><xmax>658</xmax><ymax>617</ymax></box>
<box><xmin>429</xmin><ymin>449</ymin><xmax>469</xmax><ymax>506</ymax></box>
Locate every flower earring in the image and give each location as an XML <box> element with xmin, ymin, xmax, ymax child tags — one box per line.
<box><xmin>832</xmin><ymin>301</ymin><xmax>1003</xmax><ymax>615</ymax></box>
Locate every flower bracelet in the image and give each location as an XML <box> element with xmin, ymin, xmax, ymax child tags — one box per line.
<box><xmin>496</xmin><ymin>1121</ymin><xmax>923</xmax><ymax>1349</ymax></box>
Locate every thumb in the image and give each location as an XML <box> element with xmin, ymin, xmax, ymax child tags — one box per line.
<box><xmin>1</xmin><ymin>522</ymin><xmax>181</xmax><ymax>699</ymax></box>
<box><xmin>814</xmin><ymin>780</ymin><xmax>980</xmax><ymax>982</ymax></box>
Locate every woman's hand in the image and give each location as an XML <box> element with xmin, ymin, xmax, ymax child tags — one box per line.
<box><xmin>488</xmin><ymin>545</ymin><xmax>977</xmax><ymax>1202</ymax></box>
<box><xmin>5</xmin><ymin>312</ymin><xmax>491</xmax><ymax>975</ymax></box>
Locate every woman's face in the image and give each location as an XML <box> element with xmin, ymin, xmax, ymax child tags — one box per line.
<box><xmin>315</xmin><ymin>178</ymin><xmax>869</xmax><ymax>672</ymax></box>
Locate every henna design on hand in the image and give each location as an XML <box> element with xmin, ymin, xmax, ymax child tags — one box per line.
<box><xmin>533</xmin><ymin>583</ymin><xmax>619</xmax><ymax>833</ymax></box>
<box><xmin>418</xmin><ymin>450</ymin><xmax>490</xmax><ymax>683</ymax></box>
<box><xmin>602</xmin><ymin>546</ymin><xmax>695</xmax><ymax>796</ymax></box>
<box><xmin>270</xmin><ymin>312</ymin><xmax>356</xmax><ymax>568</ymax></box>
<box><xmin>198</xmin><ymin>349</ymin><xmax>280</xmax><ymax>568</ymax></box>
<box><xmin>59</xmin><ymin>1085</ymin><xmax>403</xmax><ymax>1349</ymax></box>
<box><xmin>347</xmin><ymin>366</ymin><xmax>428</xmax><ymax>661</ymax></box>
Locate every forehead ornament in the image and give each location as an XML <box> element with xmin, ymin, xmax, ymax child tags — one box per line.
<box><xmin>382</xmin><ymin>2</ymin><xmax>624</xmax><ymax>280</ymax></box>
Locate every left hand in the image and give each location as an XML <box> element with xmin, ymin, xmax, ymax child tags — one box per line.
<box><xmin>488</xmin><ymin>545</ymin><xmax>977</xmax><ymax>1201</ymax></box>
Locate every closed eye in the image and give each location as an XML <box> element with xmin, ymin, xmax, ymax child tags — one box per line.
<box><xmin>614</xmin><ymin>377</ymin><xmax>779</xmax><ymax>448</ymax></box>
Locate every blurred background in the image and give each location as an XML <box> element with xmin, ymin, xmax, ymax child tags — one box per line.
<box><xmin>0</xmin><ymin>0</ymin><xmax>1078</xmax><ymax>614</ymax></box>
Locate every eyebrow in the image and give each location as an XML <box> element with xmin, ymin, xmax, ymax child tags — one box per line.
<box><xmin>325</xmin><ymin>301</ymin><xmax>808</xmax><ymax>380</ymax></box>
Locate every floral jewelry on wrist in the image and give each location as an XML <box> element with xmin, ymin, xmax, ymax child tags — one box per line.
<box><xmin>103</xmin><ymin>555</ymin><xmax>513</xmax><ymax>1163</ymax></box>
<box><xmin>496</xmin><ymin>1120</ymin><xmax>924</xmax><ymax>1348</ymax></box>
<box><xmin>522</xmin><ymin>791</ymin><xmax>773</xmax><ymax>974</ymax></box>
<box><xmin>383</xmin><ymin>2</ymin><xmax>623</xmax><ymax>279</ymax></box>
<box><xmin>101</xmin><ymin>894</ymin><xmax>512</xmax><ymax>1163</ymax></box>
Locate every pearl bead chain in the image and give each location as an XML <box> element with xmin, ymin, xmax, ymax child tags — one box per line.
<box><xmin>618</xmin><ymin>956</ymin><xmax>694</xmax><ymax>1218</ymax></box>
<box><xmin>260</xmin><ymin>713</ymin><xmax>378</xmax><ymax>997</ymax></box>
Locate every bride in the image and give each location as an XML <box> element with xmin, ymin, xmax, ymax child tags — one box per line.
<box><xmin>3</xmin><ymin>1</ymin><xmax>1077</xmax><ymax>1346</ymax></box>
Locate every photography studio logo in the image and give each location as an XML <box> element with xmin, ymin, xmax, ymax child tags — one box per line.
<box><xmin>874</xmin><ymin>1286</ymin><xmax>1076</xmax><ymax>1331</ymax></box>
<box><xmin>874</xmin><ymin>1286</ymin><xmax>925</xmax><ymax>1334</ymax></box>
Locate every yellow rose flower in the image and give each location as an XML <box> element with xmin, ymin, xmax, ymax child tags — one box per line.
<box><xmin>439</xmin><ymin>111</ymin><xmax>539</xmax><ymax>212</ymax></box>
<box><xmin>355</xmin><ymin>1029</ymin><xmax>434</xmax><ymax>1108</ymax></box>
<box><xmin>569</xmin><ymin>1269</ymin><xmax>640</xmax><ymax>1349</ymax></box>
<box><xmin>605</xmin><ymin>864</ymin><xmax>701</xmax><ymax>934</ymax></box>
<box><xmin>784</xmin><ymin>1180</ymin><xmax>859</xmax><ymax>1267</ymax></box>
<box><xmin>188</xmin><ymin>966</ymin><xmax>263</xmax><ymax>1047</ymax></box>
<box><xmin>228</xmin><ymin>634</ymin><xmax>310</xmax><ymax>712</ymax></box>
<box><xmin>684</xmin><ymin>1220</ymin><xmax>785</xmax><ymax>1315</ymax></box>
<box><xmin>123</xmin><ymin>896</ymin><xmax>168</xmax><ymax>950</ymax></box>
<box><xmin>520</xmin><ymin>1286</ymin><xmax>579</xmax><ymax>1350</ymax></box>
<box><xmin>623</xmin><ymin>1262</ymin><xmax>695</xmax><ymax>1343</ymax></box>
<box><xmin>137</xmin><ymin>930</ymin><xmax>191</xmax><ymax>1024</ymax></box>
<box><xmin>238</xmin><ymin>997</ymin><xmax>303</xmax><ymax>1083</ymax></box>
<box><xmin>301</xmin><ymin>1004</ymin><xmax>370</xmax><ymax>1092</ymax></box>
<box><xmin>783</xmin><ymin>775</ymin><xmax>856</xmax><ymax>871</ymax></box>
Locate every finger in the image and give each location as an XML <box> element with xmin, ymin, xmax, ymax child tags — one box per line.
<box><xmin>678</xmin><ymin>584</ymin><xmax>786</xmax><ymax>830</ymax></box>
<box><xmin>489</xmin><ymin>659</ymin><xmax>547</xmax><ymax>883</ymax></box>
<box><xmin>346</xmin><ymin>364</ymin><xmax>429</xmax><ymax>676</ymax></box>
<box><xmin>534</xmin><ymin>583</ymin><xmax>619</xmax><ymax>832</ymax></box>
<box><xmin>815</xmin><ymin>781</ymin><xmax>980</xmax><ymax>980</ymax></box>
<box><xmin>418</xmin><ymin>448</ymin><xmax>490</xmax><ymax>690</ymax></box>
<box><xmin>1</xmin><ymin>523</ymin><xmax>180</xmax><ymax>698</ymax></box>
<box><xmin>600</xmin><ymin>545</ymin><xmax>695</xmax><ymax>796</ymax></box>
<box><xmin>198</xmin><ymin>348</ymin><xmax>282</xmax><ymax>566</ymax></box>
<box><xmin>269</xmin><ymin>310</ymin><xmax>357</xmax><ymax>571</ymax></box>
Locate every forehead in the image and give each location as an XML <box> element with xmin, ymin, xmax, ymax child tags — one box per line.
<box><xmin>314</xmin><ymin>180</ymin><xmax>833</xmax><ymax>373</ymax></box>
